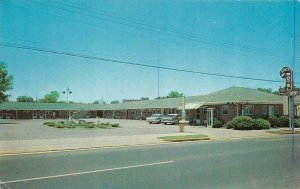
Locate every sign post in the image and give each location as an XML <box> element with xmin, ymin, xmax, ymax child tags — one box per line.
<box><xmin>279</xmin><ymin>67</ymin><xmax>296</xmax><ymax>131</ymax></box>
<box><xmin>179</xmin><ymin>96</ymin><xmax>188</xmax><ymax>132</ymax></box>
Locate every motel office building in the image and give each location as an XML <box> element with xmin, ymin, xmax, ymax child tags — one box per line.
<box><xmin>0</xmin><ymin>87</ymin><xmax>299</xmax><ymax>125</ymax></box>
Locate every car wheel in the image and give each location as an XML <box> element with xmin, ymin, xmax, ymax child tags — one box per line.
<box><xmin>149</xmin><ymin>122</ymin><xmax>152</xmax><ymax>124</ymax></box>
<box><xmin>164</xmin><ymin>123</ymin><xmax>166</xmax><ymax>125</ymax></box>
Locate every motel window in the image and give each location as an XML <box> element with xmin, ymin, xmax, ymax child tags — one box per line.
<box><xmin>263</xmin><ymin>106</ymin><xmax>267</xmax><ymax>115</ymax></box>
<box><xmin>275</xmin><ymin>106</ymin><xmax>279</xmax><ymax>115</ymax></box>
<box><xmin>243</xmin><ymin>105</ymin><xmax>254</xmax><ymax>116</ymax></box>
<box><xmin>221</xmin><ymin>105</ymin><xmax>229</xmax><ymax>115</ymax></box>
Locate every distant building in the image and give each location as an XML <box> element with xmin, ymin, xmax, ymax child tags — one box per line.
<box><xmin>1</xmin><ymin>87</ymin><xmax>299</xmax><ymax>124</ymax></box>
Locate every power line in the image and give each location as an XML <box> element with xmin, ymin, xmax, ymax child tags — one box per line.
<box><xmin>8</xmin><ymin>1</ymin><xmax>295</xmax><ymax>65</ymax></box>
<box><xmin>27</xmin><ymin>0</ymin><xmax>293</xmax><ymax>62</ymax></box>
<box><xmin>52</xmin><ymin>0</ymin><xmax>288</xmax><ymax>59</ymax></box>
<box><xmin>1</xmin><ymin>42</ymin><xmax>293</xmax><ymax>84</ymax></box>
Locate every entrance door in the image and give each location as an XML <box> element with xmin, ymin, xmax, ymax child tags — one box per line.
<box><xmin>39</xmin><ymin>111</ymin><xmax>44</xmax><ymax>119</ymax></box>
<box><xmin>33</xmin><ymin>111</ymin><xmax>37</xmax><ymax>119</ymax></box>
<box><xmin>269</xmin><ymin>106</ymin><xmax>274</xmax><ymax>117</ymax></box>
<box><xmin>6</xmin><ymin>111</ymin><xmax>11</xmax><ymax>119</ymax></box>
<box><xmin>207</xmin><ymin>108</ymin><xmax>214</xmax><ymax>128</ymax></box>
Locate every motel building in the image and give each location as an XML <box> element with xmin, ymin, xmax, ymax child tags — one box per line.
<box><xmin>0</xmin><ymin>87</ymin><xmax>299</xmax><ymax>125</ymax></box>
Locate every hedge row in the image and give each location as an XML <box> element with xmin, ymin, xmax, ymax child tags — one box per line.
<box><xmin>267</xmin><ymin>116</ymin><xmax>299</xmax><ymax>128</ymax></box>
<box><xmin>225</xmin><ymin>116</ymin><xmax>270</xmax><ymax>130</ymax></box>
<box><xmin>44</xmin><ymin>121</ymin><xmax>120</xmax><ymax>129</ymax></box>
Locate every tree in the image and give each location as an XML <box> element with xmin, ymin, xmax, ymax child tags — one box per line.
<box><xmin>0</xmin><ymin>62</ymin><xmax>14</xmax><ymax>102</ymax></box>
<box><xmin>93</xmin><ymin>100</ymin><xmax>100</xmax><ymax>104</ymax></box>
<box><xmin>42</xmin><ymin>91</ymin><xmax>60</xmax><ymax>103</ymax></box>
<box><xmin>167</xmin><ymin>91</ymin><xmax>184</xmax><ymax>98</ymax></box>
<box><xmin>110</xmin><ymin>100</ymin><xmax>119</xmax><ymax>104</ymax></box>
<box><xmin>17</xmin><ymin>96</ymin><xmax>34</xmax><ymax>102</ymax></box>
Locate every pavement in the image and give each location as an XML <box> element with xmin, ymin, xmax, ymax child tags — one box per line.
<box><xmin>0</xmin><ymin>118</ymin><xmax>295</xmax><ymax>156</ymax></box>
<box><xmin>1</xmin><ymin>136</ymin><xmax>299</xmax><ymax>189</ymax></box>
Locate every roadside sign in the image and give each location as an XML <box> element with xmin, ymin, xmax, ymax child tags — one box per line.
<box><xmin>279</xmin><ymin>67</ymin><xmax>293</xmax><ymax>95</ymax></box>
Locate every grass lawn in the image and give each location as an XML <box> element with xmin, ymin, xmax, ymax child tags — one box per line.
<box><xmin>266</xmin><ymin>129</ymin><xmax>300</xmax><ymax>135</ymax></box>
<box><xmin>159</xmin><ymin>134</ymin><xmax>210</xmax><ymax>142</ymax></box>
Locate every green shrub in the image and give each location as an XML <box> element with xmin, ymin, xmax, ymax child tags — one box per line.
<box><xmin>84</xmin><ymin>124</ymin><xmax>96</xmax><ymax>128</ymax></box>
<box><xmin>212</xmin><ymin>119</ymin><xmax>223</xmax><ymax>128</ymax></box>
<box><xmin>295</xmin><ymin>119</ymin><xmax>300</xmax><ymax>128</ymax></box>
<box><xmin>252</xmin><ymin>118</ymin><xmax>270</xmax><ymax>130</ymax></box>
<box><xmin>111</xmin><ymin>123</ymin><xmax>120</xmax><ymax>127</ymax></box>
<box><xmin>226</xmin><ymin>121</ymin><xmax>234</xmax><ymax>129</ymax></box>
<box><xmin>44</xmin><ymin>122</ymin><xmax>55</xmax><ymax>127</ymax></box>
<box><xmin>232</xmin><ymin>116</ymin><xmax>253</xmax><ymax>130</ymax></box>
<box><xmin>55</xmin><ymin>124</ymin><xmax>65</xmax><ymax>128</ymax></box>
<box><xmin>279</xmin><ymin>116</ymin><xmax>289</xmax><ymax>127</ymax></box>
<box><xmin>97</xmin><ymin>124</ymin><xmax>110</xmax><ymax>128</ymax></box>
<box><xmin>66</xmin><ymin>124</ymin><xmax>76</xmax><ymax>128</ymax></box>
<box><xmin>268</xmin><ymin>116</ymin><xmax>280</xmax><ymax>128</ymax></box>
<box><xmin>260</xmin><ymin>114</ymin><xmax>269</xmax><ymax>120</ymax></box>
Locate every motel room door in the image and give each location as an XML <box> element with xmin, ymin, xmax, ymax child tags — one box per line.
<box><xmin>268</xmin><ymin>106</ymin><xmax>274</xmax><ymax>117</ymax></box>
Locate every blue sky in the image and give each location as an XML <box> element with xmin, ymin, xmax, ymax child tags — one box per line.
<box><xmin>0</xmin><ymin>0</ymin><xmax>299</xmax><ymax>103</ymax></box>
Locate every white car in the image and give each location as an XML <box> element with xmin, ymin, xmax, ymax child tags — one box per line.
<box><xmin>146</xmin><ymin>114</ymin><xmax>163</xmax><ymax>124</ymax></box>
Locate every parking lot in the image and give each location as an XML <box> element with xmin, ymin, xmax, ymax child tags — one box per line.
<box><xmin>0</xmin><ymin>118</ymin><xmax>185</xmax><ymax>141</ymax></box>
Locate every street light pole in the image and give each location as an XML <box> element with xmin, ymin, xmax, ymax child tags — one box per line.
<box><xmin>63</xmin><ymin>88</ymin><xmax>72</xmax><ymax>122</ymax></box>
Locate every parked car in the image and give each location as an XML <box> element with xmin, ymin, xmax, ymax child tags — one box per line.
<box><xmin>161</xmin><ymin>114</ymin><xmax>181</xmax><ymax>125</ymax></box>
<box><xmin>146</xmin><ymin>114</ymin><xmax>163</xmax><ymax>124</ymax></box>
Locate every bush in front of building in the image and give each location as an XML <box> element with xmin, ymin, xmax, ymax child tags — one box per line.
<box><xmin>268</xmin><ymin>116</ymin><xmax>280</xmax><ymax>128</ymax></box>
<box><xmin>279</xmin><ymin>116</ymin><xmax>289</xmax><ymax>127</ymax></box>
<box><xmin>232</xmin><ymin>116</ymin><xmax>254</xmax><ymax>130</ymax></box>
<box><xmin>225</xmin><ymin>121</ymin><xmax>234</xmax><ymax>129</ymax></box>
<box><xmin>252</xmin><ymin>118</ymin><xmax>270</xmax><ymax>130</ymax></box>
<box><xmin>295</xmin><ymin>119</ymin><xmax>300</xmax><ymax>128</ymax></box>
<box><xmin>212</xmin><ymin>119</ymin><xmax>223</xmax><ymax>128</ymax></box>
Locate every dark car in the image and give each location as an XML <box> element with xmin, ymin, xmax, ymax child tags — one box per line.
<box><xmin>146</xmin><ymin>114</ymin><xmax>163</xmax><ymax>124</ymax></box>
<box><xmin>161</xmin><ymin>114</ymin><xmax>181</xmax><ymax>125</ymax></box>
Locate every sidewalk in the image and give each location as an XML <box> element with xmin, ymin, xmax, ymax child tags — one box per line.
<box><xmin>0</xmin><ymin>134</ymin><xmax>180</xmax><ymax>156</ymax></box>
<box><xmin>0</xmin><ymin>127</ymin><xmax>282</xmax><ymax>156</ymax></box>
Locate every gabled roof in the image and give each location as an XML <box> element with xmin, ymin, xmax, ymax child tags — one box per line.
<box><xmin>186</xmin><ymin>87</ymin><xmax>283</xmax><ymax>104</ymax></box>
<box><xmin>0</xmin><ymin>87</ymin><xmax>284</xmax><ymax>111</ymax></box>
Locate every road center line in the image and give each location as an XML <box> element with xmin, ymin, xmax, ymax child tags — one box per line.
<box><xmin>0</xmin><ymin>161</ymin><xmax>174</xmax><ymax>184</ymax></box>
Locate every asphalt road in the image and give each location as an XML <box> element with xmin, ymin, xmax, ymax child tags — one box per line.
<box><xmin>0</xmin><ymin>135</ymin><xmax>299</xmax><ymax>189</ymax></box>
